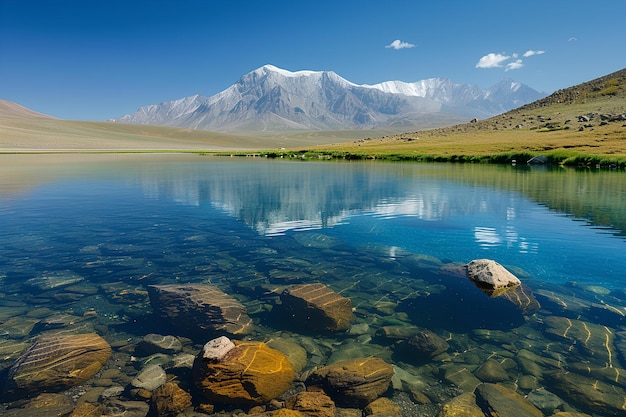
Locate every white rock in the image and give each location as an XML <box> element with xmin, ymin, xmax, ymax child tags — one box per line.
<box><xmin>201</xmin><ymin>336</ymin><xmax>235</xmax><ymax>362</ymax></box>
<box><xmin>465</xmin><ymin>259</ymin><xmax>521</xmax><ymax>296</ymax></box>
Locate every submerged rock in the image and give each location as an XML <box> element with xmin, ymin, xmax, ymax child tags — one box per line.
<box><xmin>306</xmin><ymin>357</ymin><xmax>394</xmax><ymax>407</ymax></box>
<box><xmin>24</xmin><ymin>270</ymin><xmax>84</xmax><ymax>291</ymax></box>
<box><xmin>4</xmin><ymin>333</ymin><xmax>111</xmax><ymax>398</ymax></box>
<box><xmin>266</xmin><ymin>336</ymin><xmax>308</xmax><ymax>374</ymax></box>
<box><xmin>437</xmin><ymin>392</ymin><xmax>484</xmax><ymax>417</ymax></box>
<box><xmin>499</xmin><ymin>284</ymin><xmax>541</xmax><ymax>313</ymax></box>
<box><xmin>130</xmin><ymin>364</ymin><xmax>167</xmax><ymax>392</ymax></box>
<box><xmin>104</xmin><ymin>400</ymin><xmax>150</xmax><ymax>417</ymax></box>
<box><xmin>280</xmin><ymin>283</ymin><xmax>353</xmax><ymax>331</ymax></box>
<box><xmin>473</xmin><ymin>359</ymin><xmax>509</xmax><ymax>382</ymax></box>
<box><xmin>363</xmin><ymin>397</ymin><xmax>401</xmax><ymax>416</ymax></box>
<box><xmin>151</xmin><ymin>381</ymin><xmax>193</xmax><ymax>417</ymax></box>
<box><xmin>547</xmin><ymin>371</ymin><xmax>626</xmax><ymax>416</ymax></box>
<box><xmin>543</xmin><ymin>316</ymin><xmax>617</xmax><ymax>367</ymax></box>
<box><xmin>147</xmin><ymin>284</ymin><xmax>253</xmax><ymax>338</ymax></box>
<box><xmin>474</xmin><ymin>383</ymin><xmax>543</xmax><ymax>417</ymax></box>
<box><xmin>138</xmin><ymin>333</ymin><xmax>183</xmax><ymax>355</ymax></box>
<box><xmin>284</xmin><ymin>391</ymin><xmax>336</xmax><ymax>417</ymax></box>
<box><xmin>193</xmin><ymin>339</ymin><xmax>295</xmax><ymax>405</ymax></box>
<box><xmin>4</xmin><ymin>393</ymin><xmax>74</xmax><ymax>417</ymax></box>
<box><xmin>403</xmin><ymin>329</ymin><xmax>449</xmax><ymax>359</ymax></box>
<box><xmin>465</xmin><ymin>259</ymin><xmax>521</xmax><ymax>297</ymax></box>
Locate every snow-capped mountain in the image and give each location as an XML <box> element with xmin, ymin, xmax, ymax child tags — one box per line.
<box><xmin>111</xmin><ymin>64</ymin><xmax>544</xmax><ymax>132</ymax></box>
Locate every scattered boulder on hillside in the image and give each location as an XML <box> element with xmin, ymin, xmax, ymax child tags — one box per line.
<box><xmin>465</xmin><ymin>259</ymin><xmax>521</xmax><ymax>297</ymax></box>
<box><xmin>3</xmin><ymin>333</ymin><xmax>111</xmax><ymax>398</ymax></box>
<box><xmin>279</xmin><ymin>283</ymin><xmax>353</xmax><ymax>331</ymax></box>
<box><xmin>147</xmin><ymin>284</ymin><xmax>253</xmax><ymax>338</ymax></box>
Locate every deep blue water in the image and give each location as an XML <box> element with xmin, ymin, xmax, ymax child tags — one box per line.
<box><xmin>1</xmin><ymin>154</ymin><xmax>626</xmax><ymax>415</ymax></box>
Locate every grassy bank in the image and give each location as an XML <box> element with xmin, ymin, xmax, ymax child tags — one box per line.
<box><xmin>224</xmin><ymin>109</ymin><xmax>626</xmax><ymax>168</ymax></box>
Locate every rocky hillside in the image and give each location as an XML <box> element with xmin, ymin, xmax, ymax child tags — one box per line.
<box><xmin>388</xmin><ymin>68</ymin><xmax>626</xmax><ymax>139</ymax></box>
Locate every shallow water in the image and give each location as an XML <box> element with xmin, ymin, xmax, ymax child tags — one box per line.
<box><xmin>1</xmin><ymin>154</ymin><xmax>625</xmax><ymax>416</ymax></box>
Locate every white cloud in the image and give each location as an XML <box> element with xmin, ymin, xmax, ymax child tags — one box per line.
<box><xmin>523</xmin><ymin>50</ymin><xmax>545</xmax><ymax>57</ymax></box>
<box><xmin>477</xmin><ymin>49</ymin><xmax>545</xmax><ymax>71</ymax></box>
<box><xmin>385</xmin><ymin>39</ymin><xmax>415</xmax><ymax>50</ymax></box>
<box><xmin>475</xmin><ymin>53</ymin><xmax>510</xmax><ymax>68</ymax></box>
<box><xmin>505</xmin><ymin>59</ymin><xmax>524</xmax><ymax>71</ymax></box>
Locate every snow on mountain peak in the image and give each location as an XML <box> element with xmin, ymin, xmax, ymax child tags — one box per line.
<box><xmin>110</xmin><ymin>64</ymin><xmax>545</xmax><ymax>132</ymax></box>
<box><xmin>257</xmin><ymin>64</ymin><xmax>319</xmax><ymax>78</ymax></box>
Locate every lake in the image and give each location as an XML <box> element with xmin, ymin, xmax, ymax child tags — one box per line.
<box><xmin>1</xmin><ymin>154</ymin><xmax>625</xmax><ymax>416</ymax></box>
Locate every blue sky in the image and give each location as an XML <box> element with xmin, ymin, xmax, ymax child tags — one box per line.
<box><xmin>1</xmin><ymin>0</ymin><xmax>624</xmax><ymax>120</ymax></box>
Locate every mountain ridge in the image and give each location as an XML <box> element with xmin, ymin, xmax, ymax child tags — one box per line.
<box><xmin>111</xmin><ymin>65</ymin><xmax>544</xmax><ymax>132</ymax></box>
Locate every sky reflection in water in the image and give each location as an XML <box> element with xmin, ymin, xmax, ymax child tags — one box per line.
<box><xmin>0</xmin><ymin>155</ymin><xmax>624</xmax><ymax>291</ymax></box>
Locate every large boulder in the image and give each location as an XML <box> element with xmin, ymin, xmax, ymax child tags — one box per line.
<box><xmin>147</xmin><ymin>284</ymin><xmax>253</xmax><ymax>338</ymax></box>
<box><xmin>193</xmin><ymin>338</ymin><xmax>295</xmax><ymax>405</ymax></box>
<box><xmin>3</xmin><ymin>333</ymin><xmax>111</xmax><ymax>398</ymax></box>
<box><xmin>279</xmin><ymin>283</ymin><xmax>353</xmax><ymax>331</ymax></box>
<box><xmin>306</xmin><ymin>357</ymin><xmax>394</xmax><ymax>407</ymax></box>
<box><xmin>465</xmin><ymin>259</ymin><xmax>521</xmax><ymax>297</ymax></box>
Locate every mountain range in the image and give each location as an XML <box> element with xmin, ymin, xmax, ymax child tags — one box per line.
<box><xmin>110</xmin><ymin>65</ymin><xmax>545</xmax><ymax>132</ymax></box>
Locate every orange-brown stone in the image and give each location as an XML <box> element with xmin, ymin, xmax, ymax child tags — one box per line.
<box><xmin>193</xmin><ymin>340</ymin><xmax>295</xmax><ymax>405</ymax></box>
<box><xmin>306</xmin><ymin>357</ymin><xmax>394</xmax><ymax>407</ymax></box>
<box><xmin>280</xmin><ymin>283</ymin><xmax>353</xmax><ymax>331</ymax></box>
<box><xmin>5</xmin><ymin>333</ymin><xmax>111</xmax><ymax>398</ymax></box>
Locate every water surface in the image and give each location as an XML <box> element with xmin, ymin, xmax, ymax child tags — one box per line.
<box><xmin>1</xmin><ymin>154</ymin><xmax>625</xmax><ymax>415</ymax></box>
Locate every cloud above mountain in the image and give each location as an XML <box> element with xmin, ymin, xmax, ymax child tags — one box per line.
<box><xmin>385</xmin><ymin>39</ymin><xmax>415</xmax><ymax>50</ymax></box>
<box><xmin>475</xmin><ymin>53</ymin><xmax>511</xmax><ymax>69</ymax></box>
<box><xmin>523</xmin><ymin>50</ymin><xmax>545</xmax><ymax>57</ymax></box>
<box><xmin>476</xmin><ymin>49</ymin><xmax>545</xmax><ymax>71</ymax></box>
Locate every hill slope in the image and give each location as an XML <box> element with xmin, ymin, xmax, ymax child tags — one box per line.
<box><xmin>0</xmin><ymin>100</ymin><xmax>56</xmax><ymax>120</ymax></box>
<box><xmin>277</xmin><ymin>68</ymin><xmax>626</xmax><ymax>166</ymax></box>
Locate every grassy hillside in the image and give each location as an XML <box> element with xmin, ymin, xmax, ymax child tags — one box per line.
<box><xmin>261</xmin><ymin>68</ymin><xmax>626</xmax><ymax>167</ymax></box>
<box><xmin>0</xmin><ymin>118</ymin><xmax>358</xmax><ymax>152</ymax></box>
